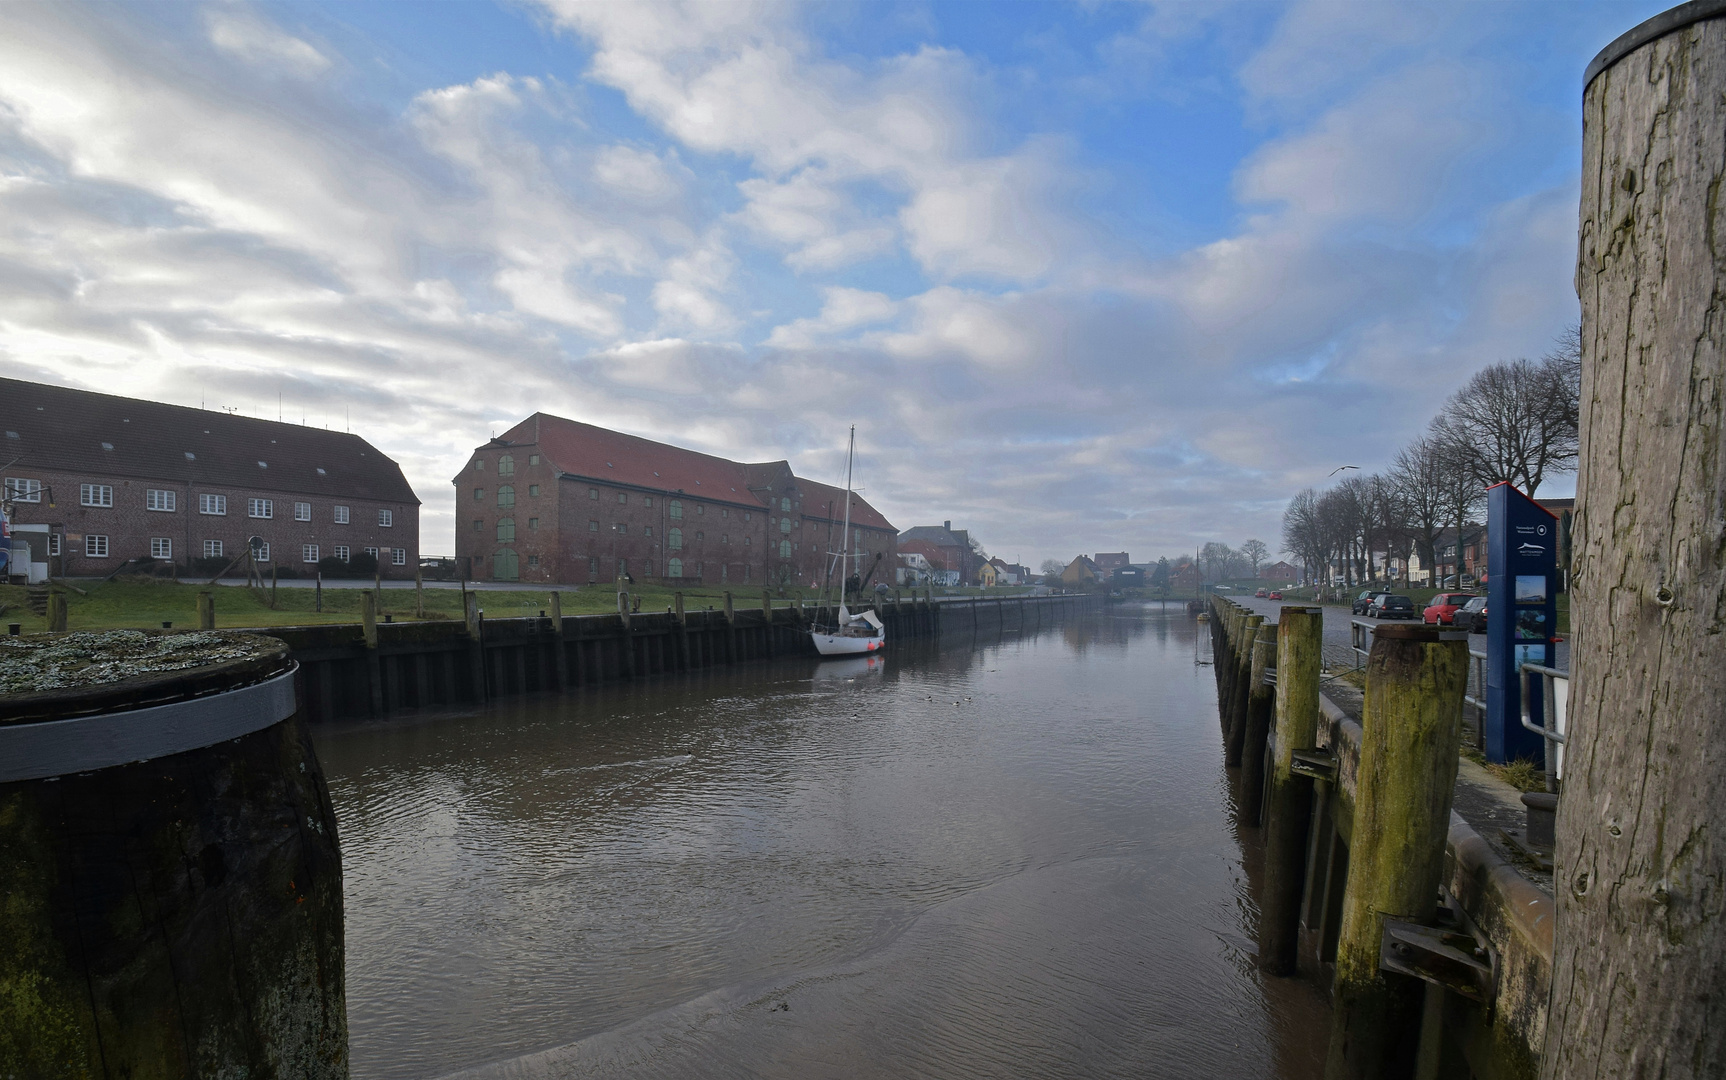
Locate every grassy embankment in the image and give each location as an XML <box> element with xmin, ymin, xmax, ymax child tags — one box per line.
<box><xmin>0</xmin><ymin>579</ymin><xmax>1028</xmax><ymax>634</ymax></box>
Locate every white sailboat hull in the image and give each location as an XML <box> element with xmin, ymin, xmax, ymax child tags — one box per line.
<box><xmin>811</xmin><ymin>629</ymin><xmax>886</xmax><ymax>656</ymax></box>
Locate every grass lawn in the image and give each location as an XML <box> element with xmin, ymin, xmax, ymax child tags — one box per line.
<box><xmin>0</xmin><ymin>578</ymin><xmax>1026</xmax><ymax>634</ymax></box>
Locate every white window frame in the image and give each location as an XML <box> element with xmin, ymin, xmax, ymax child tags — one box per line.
<box><xmin>392</xmin><ymin>548</ymin><xmax>407</xmax><ymax>566</ymax></box>
<box><xmin>199</xmin><ymin>493</ymin><xmax>227</xmax><ymax>516</ymax></box>
<box><xmin>378</xmin><ymin>508</ymin><xmax>393</xmax><ymax>527</ymax></box>
<box><xmin>364</xmin><ymin>546</ymin><xmax>379</xmax><ymax>560</ymax></box>
<box><xmin>333</xmin><ymin>505</ymin><xmax>350</xmax><ymax>524</ymax></box>
<box><xmin>46</xmin><ymin>534</ymin><xmax>60</xmax><ymax>556</ymax></box>
<box><xmin>333</xmin><ymin>545</ymin><xmax>350</xmax><ymax>562</ymax></box>
<box><xmin>203</xmin><ymin>539</ymin><xmax>224</xmax><ymax>559</ymax></box>
<box><xmin>248</xmin><ymin>498</ymin><xmax>273</xmax><ymax>519</ymax></box>
<box><xmin>85</xmin><ymin>534</ymin><xmax>109</xmax><ymax>557</ymax></box>
<box><xmin>4</xmin><ymin>478</ymin><xmax>42</xmax><ymax>503</ymax></box>
<box><xmin>80</xmin><ymin>483</ymin><xmax>114</xmax><ymax>507</ymax></box>
<box><xmin>294</xmin><ymin>501</ymin><xmax>311</xmax><ymax>521</ymax></box>
<box><xmin>150</xmin><ymin>537</ymin><xmax>172</xmax><ymax>560</ymax></box>
<box><xmin>146</xmin><ymin>488</ymin><xmax>176</xmax><ymax>512</ymax></box>
<box><xmin>303</xmin><ymin>544</ymin><xmax>319</xmax><ymax>563</ymax></box>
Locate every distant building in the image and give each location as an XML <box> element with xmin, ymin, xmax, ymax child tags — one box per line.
<box><xmin>897</xmin><ymin>551</ymin><xmax>933</xmax><ymax>585</ymax></box>
<box><xmin>1093</xmin><ymin>552</ymin><xmax>1131</xmax><ymax>574</ymax></box>
<box><xmin>898</xmin><ymin>520</ymin><xmax>980</xmax><ymax>585</ymax></box>
<box><xmin>987</xmin><ymin>556</ymin><xmax>1028</xmax><ymax>586</ymax></box>
<box><xmin>1111</xmin><ymin>564</ymin><xmax>1146</xmax><ymax>587</ymax></box>
<box><xmin>453</xmin><ymin>413</ymin><xmax>895</xmax><ymax>586</ymax></box>
<box><xmin>1061</xmin><ymin>555</ymin><xmax>1099</xmax><ymax>586</ymax></box>
<box><xmin>1</xmin><ymin>377</ymin><xmax>419</xmax><ymax>580</ymax></box>
<box><xmin>1260</xmin><ymin>560</ymin><xmax>1301</xmax><ymax>582</ymax></box>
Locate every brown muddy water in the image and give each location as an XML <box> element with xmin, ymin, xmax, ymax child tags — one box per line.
<box><xmin>313</xmin><ymin>604</ymin><xmax>1328</xmax><ymax>1079</ymax></box>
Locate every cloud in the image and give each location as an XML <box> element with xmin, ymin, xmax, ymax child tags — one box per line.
<box><xmin>204</xmin><ymin>7</ymin><xmax>331</xmax><ymax>76</ymax></box>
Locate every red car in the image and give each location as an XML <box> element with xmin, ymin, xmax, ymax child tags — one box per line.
<box><xmin>1255</xmin><ymin>588</ymin><xmax>1268</xmax><ymax>598</ymax></box>
<box><xmin>1423</xmin><ymin>593</ymin><xmax>1479</xmax><ymax>625</ymax></box>
<box><xmin>1267</xmin><ymin>591</ymin><xmax>1282</xmax><ymax>600</ymax></box>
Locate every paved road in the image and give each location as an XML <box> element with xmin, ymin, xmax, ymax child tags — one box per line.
<box><xmin>1229</xmin><ymin>594</ymin><xmax>1569</xmax><ymax>674</ymax></box>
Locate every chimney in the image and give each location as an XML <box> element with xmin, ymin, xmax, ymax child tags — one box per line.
<box><xmin>944</xmin><ymin>520</ymin><xmax>951</xmax><ymax>530</ymax></box>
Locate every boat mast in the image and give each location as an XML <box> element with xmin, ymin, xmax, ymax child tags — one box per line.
<box><xmin>840</xmin><ymin>425</ymin><xmax>855</xmax><ymax>600</ymax></box>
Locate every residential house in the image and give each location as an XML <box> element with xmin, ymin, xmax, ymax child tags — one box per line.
<box><xmin>897</xmin><ymin>521</ymin><xmax>979</xmax><ymax>585</ymax></box>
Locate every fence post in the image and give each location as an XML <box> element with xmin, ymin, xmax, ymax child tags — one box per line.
<box><xmin>1240</xmin><ymin>622</ymin><xmax>1277</xmax><ymax>825</ymax></box>
<box><xmin>549</xmin><ymin>591</ymin><xmax>568</xmax><ymax>689</ymax></box>
<box><xmin>197</xmin><ymin>590</ymin><xmax>215</xmax><ymax>630</ymax></box>
<box><xmin>761</xmin><ymin>590</ymin><xmax>775</xmax><ymax>658</ymax></box>
<box><xmin>464</xmin><ymin>591</ymin><xmax>487</xmax><ymax>701</ymax></box>
<box><xmin>674</xmin><ymin>591</ymin><xmax>690</xmax><ymax>670</ymax></box>
<box><xmin>1325</xmin><ymin>623</ymin><xmax>1467</xmax><ymax>1079</ymax></box>
<box><xmin>1226</xmin><ymin>614</ymin><xmax>1264</xmax><ymax>766</ymax></box>
<box><xmin>45</xmin><ymin>591</ymin><xmax>67</xmax><ymax>632</ymax></box>
<box><xmin>1259</xmin><ymin>606</ymin><xmax>1324</xmax><ymax>975</ymax></box>
<box><xmin>414</xmin><ymin>567</ymin><xmax>424</xmax><ymax>619</ymax></box>
<box><xmin>362</xmin><ymin>590</ymin><xmax>384</xmax><ymax>715</ymax></box>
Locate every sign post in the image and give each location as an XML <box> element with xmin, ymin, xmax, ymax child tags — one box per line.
<box><xmin>1484</xmin><ymin>482</ymin><xmax>1557</xmax><ymax>764</ymax></box>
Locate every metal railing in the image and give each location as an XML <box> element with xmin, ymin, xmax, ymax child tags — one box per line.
<box><xmin>1520</xmin><ymin>663</ymin><xmax>1569</xmax><ymax>790</ymax></box>
<box><xmin>1464</xmin><ymin>650</ymin><xmax>1488</xmax><ymax>752</ymax></box>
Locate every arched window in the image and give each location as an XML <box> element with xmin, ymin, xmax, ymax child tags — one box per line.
<box><xmin>780</xmin><ymin>517</ymin><xmax>791</xmax><ymax>534</ymax></box>
<box><xmin>498</xmin><ymin>455</ymin><xmax>514</xmax><ymax>476</ymax></box>
<box><xmin>668</xmin><ymin>557</ymin><xmax>683</xmax><ymax>578</ymax></box>
<box><xmin>497</xmin><ymin>485</ymin><xmax>515</xmax><ymax>508</ymax></box>
<box><xmin>496</xmin><ymin>518</ymin><xmax>515</xmax><ymax>542</ymax></box>
<box><xmin>668</xmin><ymin>527</ymin><xmax>683</xmax><ymax>550</ymax></box>
<box><xmin>779</xmin><ymin>539</ymin><xmax>791</xmax><ymax>558</ymax></box>
<box><xmin>669</xmin><ymin>500</ymin><xmax>682</xmax><ymax>519</ymax></box>
<box><xmin>780</xmin><ymin>497</ymin><xmax>790</xmax><ymax>511</ymax></box>
<box><xmin>493</xmin><ymin>548</ymin><xmax>519</xmax><ymax>581</ymax></box>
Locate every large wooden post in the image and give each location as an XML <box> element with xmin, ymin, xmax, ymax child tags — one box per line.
<box><xmin>46</xmin><ymin>591</ymin><xmax>67</xmax><ymax>632</ymax></box>
<box><xmin>1225</xmin><ymin>614</ymin><xmax>1263</xmax><ymax>766</ymax></box>
<box><xmin>548</xmin><ymin>592</ymin><xmax>568</xmax><ymax>690</ymax></box>
<box><xmin>361</xmin><ymin>590</ymin><xmax>383</xmax><ymax>715</ymax></box>
<box><xmin>1325</xmin><ymin>624</ymin><xmax>1467</xmax><ymax>1080</ymax></box>
<box><xmin>464</xmin><ymin>591</ymin><xmax>487</xmax><ymax>702</ymax></box>
<box><xmin>414</xmin><ymin>568</ymin><xmax>424</xmax><ymax>619</ymax></box>
<box><xmin>1239</xmin><ymin>622</ymin><xmax>1277</xmax><ymax>826</ymax></box>
<box><xmin>1259</xmin><ymin>606</ymin><xmax>1323</xmax><ymax>975</ymax></box>
<box><xmin>761</xmin><ymin>590</ymin><xmax>775</xmax><ymax>658</ymax></box>
<box><xmin>197</xmin><ymin>590</ymin><xmax>215</xmax><ymax>630</ymax></box>
<box><xmin>1545</xmin><ymin>8</ymin><xmax>1726</xmax><ymax>1076</ymax></box>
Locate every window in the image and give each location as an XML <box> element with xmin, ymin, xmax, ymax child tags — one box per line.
<box><xmin>295</xmin><ymin>501</ymin><xmax>311</xmax><ymax>521</ymax></box>
<box><xmin>86</xmin><ymin>534</ymin><xmax>109</xmax><ymax>557</ymax></box>
<box><xmin>303</xmin><ymin>544</ymin><xmax>319</xmax><ymax>563</ymax></box>
<box><xmin>334</xmin><ymin>505</ymin><xmax>350</xmax><ymax>524</ymax></box>
<box><xmin>528</xmin><ymin>484</ymin><xmax>539</xmax><ymax>497</ymax></box>
<box><xmin>379</xmin><ymin>509</ymin><xmax>393</xmax><ymax>527</ymax></box>
<box><xmin>392</xmin><ymin>548</ymin><xmax>407</xmax><ymax>566</ymax></box>
<box><xmin>248</xmin><ymin>498</ymin><xmax>273</xmax><ymax>519</ymax></box>
<box><xmin>696</xmin><ymin>505</ymin><xmax>704</xmax><ymax>516</ymax></box>
<box><xmin>151</xmin><ymin>537</ymin><xmax>172</xmax><ymax>559</ymax></box>
<box><xmin>254</xmin><ymin>542</ymin><xmax>270</xmax><ymax>562</ymax></box>
<box><xmin>473</xmin><ymin>458</ymin><xmax>485</xmax><ymax>471</ymax></box>
<box><xmin>617</xmin><ymin>492</ymin><xmax>627</xmax><ymax>504</ymax></box>
<box><xmin>475</xmin><ymin>488</ymin><xmax>486</xmax><ymax>502</ymax></box>
<box><xmin>615</xmin><ymin>522</ymin><xmax>627</xmax><ymax>534</ymax></box>
<box><xmin>668</xmin><ymin>527</ymin><xmax>683</xmax><ymax>550</ymax></box>
<box><xmin>529</xmin><ymin>454</ymin><xmax>540</xmax><ymax>466</ymax></box>
<box><xmin>669</xmin><ymin>500</ymin><xmax>683</xmax><ymax>520</ymax></box>
<box><xmin>528</xmin><ymin>517</ymin><xmax>539</xmax><ymax>531</ymax></box>
<box><xmin>199</xmin><ymin>493</ymin><xmax>226</xmax><ymax>515</ymax></box>
<box><xmin>779</xmin><ymin>539</ymin><xmax>791</xmax><ymax>558</ymax></box>
<box><xmin>644</xmin><ymin>496</ymin><xmax>653</xmax><ymax>508</ymax></box>
<box><xmin>646</xmin><ymin>560</ymin><xmax>654</xmax><ymax>576</ymax></box>
<box><xmin>497</xmin><ymin>518</ymin><xmax>515</xmax><ymax>542</ymax></box>
<box><xmin>589</xmin><ymin>488</ymin><xmax>598</xmax><ymax>500</ymax></box>
<box><xmin>364</xmin><ymin>547</ymin><xmax>379</xmax><ymax>562</ymax></box>
<box><xmin>474</xmin><ymin>519</ymin><xmax>484</xmax><ymax>531</ymax></box>
<box><xmin>721</xmin><ymin>534</ymin><xmax>729</xmax><ymax>544</ymax></box>
<box><xmin>721</xmin><ymin>508</ymin><xmax>728</xmax><ymax>518</ymax></box>
<box><xmin>81</xmin><ymin>483</ymin><xmax>114</xmax><ymax>507</ymax></box>
<box><xmin>528</xmin><ymin>554</ymin><xmax>539</xmax><ymax>568</ymax></box>
<box><xmin>147</xmin><ymin>489</ymin><xmax>176</xmax><ymax>512</ymax></box>
<box><xmin>668</xmin><ymin>558</ymin><xmax>683</xmax><ymax>577</ymax></box>
<box><xmin>203</xmin><ymin>539</ymin><xmax>223</xmax><ymax>558</ymax></box>
<box><xmin>494</xmin><ymin>548</ymin><xmax>519</xmax><ymax>581</ymax></box>
<box><xmin>4</xmin><ymin>478</ymin><xmax>42</xmax><ymax>502</ymax></box>
<box><xmin>744</xmin><ymin>536</ymin><xmax>751</xmax><ymax>546</ymax></box>
<box><xmin>47</xmin><ymin>534</ymin><xmax>60</xmax><ymax>556</ymax></box>
<box><xmin>780</xmin><ymin>497</ymin><xmax>790</xmax><ymax>511</ymax></box>
<box><xmin>333</xmin><ymin>545</ymin><xmax>350</xmax><ymax>562</ymax></box>
<box><xmin>617</xmin><ymin>558</ymin><xmax>627</xmax><ymax>576</ymax></box>
<box><xmin>497</xmin><ymin>486</ymin><xmax>514</xmax><ymax>508</ymax></box>
<box><xmin>498</xmin><ymin>455</ymin><xmax>514</xmax><ymax>476</ymax></box>
<box><xmin>644</xmin><ymin>525</ymin><xmax>653</xmax><ymax>538</ymax></box>
<box><xmin>589</xmin><ymin>520</ymin><xmax>599</xmax><ymax>532</ymax></box>
<box><xmin>744</xmin><ymin>512</ymin><xmax>752</xmax><ymax>522</ymax></box>
<box><xmin>695</xmin><ymin>531</ymin><xmax>703</xmax><ymax>541</ymax></box>
<box><xmin>589</xmin><ymin>557</ymin><xmax>598</xmax><ymax>578</ymax></box>
<box><xmin>780</xmin><ymin>517</ymin><xmax>792</xmax><ymax>534</ymax></box>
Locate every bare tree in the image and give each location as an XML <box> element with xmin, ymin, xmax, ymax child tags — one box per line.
<box><xmin>1390</xmin><ymin>437</ymin><xmax>1450</xmax><ymax>586</ymax></box>
<box><xmin>1039</xmin><ymin>558</ymin><xmax>1065</xmax><ymax>581</ymax></box>
<box><xmin>1429</xmin><ymin>346</ymin><xmax>1579</xmax><ymax>496</ymax></box>
<box><xmin>1200</xmin><ymin>541</ymin><xmax>1234</xmax><ymax>584</ymax></box>
<box><xmin>1282</xmin><ymin>488</ymin><xmax>1327</xmax><ymax>583</ymax></box>
<box><xmin>1240</xmin><ymin>538</ymin><xmax>1269</xmax><ymax>577</ymax></box>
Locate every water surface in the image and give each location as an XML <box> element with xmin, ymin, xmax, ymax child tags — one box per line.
<box><xmin>315</xmin><ymin>605</ymin><xmax>1327</xmax><ymax>1079</ymax></box>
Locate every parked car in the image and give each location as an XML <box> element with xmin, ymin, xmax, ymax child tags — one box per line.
<box><xmin>1267</xmin><ymin>591</ymin><xmax>1283</xmax><ymax>600</ymax></box>
<box><xmin>1452</xmin><ymin>596</ymin><xmax>1489</xmax><ymax>633</ymax></box>
<box><xmin>1255</xmin><ymin>588</ymin><xmax>1268</xmax><ymax>598</ymax></box>
<box><xmin>1363</xmin><ymin>593</ymin><xmax>1393</xmax><ymax>617</ymax></box>
<box><xmin>1352</xmin><ymin>590</ymin><xmax>1378</xmax><ymax>615</ymax></box>
<box><xmin>1423</xmin><ymin>593</ymin><xmax>1480</xmax><ymax>625</ymax></box>
<box><xmin>1367</xmin><ymin>594</ymin><xmax>1416</xmax><ymax>619</ymax></box>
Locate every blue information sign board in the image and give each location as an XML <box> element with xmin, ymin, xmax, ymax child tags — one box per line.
<box><xmin>1484</xmin><ymin>482</ymin><xmax>1557</xmax><ymax>764</ymax></box>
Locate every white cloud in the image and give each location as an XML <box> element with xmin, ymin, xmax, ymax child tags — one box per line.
<box><xmin>204</xmin><ymin>7</ymin><xmax>331</xmax><ymax>77</ymax></box>
<box><xmin>765</xmin><ymin>286</ymin><xmax>897</xmax><ymax>348</ymax></box>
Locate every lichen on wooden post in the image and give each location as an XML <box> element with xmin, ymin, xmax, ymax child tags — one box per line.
<box><xmin>1240</xmin><ymin>622</ymin><xmax>1277</xmax><ymax>826</ymax></box>
<box><xmin>1226</xmin><ymin>614</ymin><xmax>1264</xmax><ymax>767</ymax></box>
<box><xmin>1325</xmin><ymin>623</ymin><xmax>1467</xmax><ymax>1079</ymax></box>
<box><xmin>1260</xmin><ymin>605</ymin><xmax>1323</xmax><ymax>975</ymax></box>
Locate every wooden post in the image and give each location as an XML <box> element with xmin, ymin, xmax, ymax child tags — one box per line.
<box><xmin>548</xmin><ymin>591</ymin><xmax>568</xmax><ymax>689</ymax></box>
<box><xmin>1225</xmin><ymin>614</ymin><xmax>1263</xmax><ymax>766</ymax></box>
<box><xmin>197</xmin><ymin>590</ymin><xmax>215</xmax><ymax>630</ymax></box>
<box><xmin>464</xmin><ymin>591</ymin><xmax>487</xmax><ymax>702</ymax></box>
<box><xmin>1545</xmin><ymin>12</ymin><xmax>1726</xmax><ymax>1075</ymax></box>
<box><xmin>1325</xmin><ymin>623</ymin><xmax>1467</xmax><ymax>1080</ymax></box>
<box><xmin>674</xmin><ymin>591</ymin><xmax>689</xmax><ymax>670</ymax></box>
<box><xmin>1239</xmin><ymin>622</ymin><xmax>1277</xmax><ymax>826</ymax></box>
<box><xmin>414</xmin><ymin>568</ymin><xmax>424</xmax><ymax>619</ymax></box>
<box><xmin>761</xmin><ymin>589</ymin><xmax>774</xmax><ymax>658</ymax></box>
<box><xmin>1259</xmin><ymin>606</ymin><xmax>1323</xmax><ymax>975</ymax></box>
<box><xmin>361</xmin><ymin>590</ymin><xmax>383</xmax><ymax>715</ymax></box>
<box><xmin>270</xmin><ymin>563</ymin><xmax>278</xmax><ymax>608</ymax></box>
<box><xmin>46</xmin><ymin>591</ymin><xmax>67</xmax><ymax>632</ymax></box>
<box><xmin>723</xmin><ymin>590</ymin><xmax>737</xmax><ymax>663</ymax></box>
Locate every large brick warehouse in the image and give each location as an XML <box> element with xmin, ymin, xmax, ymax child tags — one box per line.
<box><xmin>454</xmin><ymin>413</ymin><xmax>896</xmax><ymax>587</ymax></box>
<box><xmin>1</xmin><ymin>377</ymin><xmax>420</xmax><ymax>577</ymax></box>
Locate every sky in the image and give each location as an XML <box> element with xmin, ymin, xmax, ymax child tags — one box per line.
<box><xmin>0</xmin><ymin>1</ymin><xmax>1663</xmax><ymax>567</ymax></box>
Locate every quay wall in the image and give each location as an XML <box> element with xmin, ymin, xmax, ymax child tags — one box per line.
<box><xmin>253</xmin><ymin>592</ymin><xmax>1101</xmax><ymax>724</ymax></box>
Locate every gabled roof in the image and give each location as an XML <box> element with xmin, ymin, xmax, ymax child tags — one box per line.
<box><xmin>793</xmin><ymin>475</ymin><xmax>894</xmax><ymax>532</ymax></box>
<box><xmin>492</xmin><ymin>413</ymin><xmax>765</xmax><ymax>506</ymax></box>
<box><xmin>0</xmin><ymin>376</ymin><xmax>418</xmax><ymax>503</ymax></box>
<box><xmin>899</xmin><ymin>524</ymin><xmax>967</xmax><ymax>547</ymax></box>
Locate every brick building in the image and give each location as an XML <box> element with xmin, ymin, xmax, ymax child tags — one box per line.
<box><xmin>1</xmin><ymin>377</ymin><xmax>420</xmax><ymax>578</ymax></box>
<box><xmin>1093</xmin><ymin>552</ymin><xmax>1131</xmax><ymax>574</ymax></box>
<box><xmin>897</xmin><ymin>521</ymin><xmax>979</xmax><ymax>585</ymax></box>
<box><xmin>453</xmin><ymin>413</ymin><xmax>896</xmax><ymax>587</ymax></box>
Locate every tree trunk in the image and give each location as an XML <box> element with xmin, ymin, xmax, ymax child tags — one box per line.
<box><xmin>1546</xmin><ymin>13</ymin><xmax>1726</xmax><ymax>1077</ymax></box>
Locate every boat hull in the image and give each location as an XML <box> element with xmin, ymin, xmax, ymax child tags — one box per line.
<box><xmin>811</xmin><ymin>631</ymin><xmax>886</xmax><ymax>656</ymax></box>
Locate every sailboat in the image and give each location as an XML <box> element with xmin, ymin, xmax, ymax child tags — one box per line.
<box><xmin>810</xmin><ymin>426</ymin><xmax>887</xmax><ymax>657</ymax></box>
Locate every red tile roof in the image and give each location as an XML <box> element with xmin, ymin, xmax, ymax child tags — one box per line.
<box><xmin>793</xmin><ymin>475</ymin><xmax>894</xmax><ymax>532</ymax></box>
<box><xmin>0</xmin><ymin>376</ymin><xmax>418</xmax><ymax>503</ymax></box>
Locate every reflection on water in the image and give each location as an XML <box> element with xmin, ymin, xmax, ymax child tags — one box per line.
<box><xmin>314</xmin><ymin>603</ymin><xmax>1327</xmax><ymax>1080</ymax></box>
